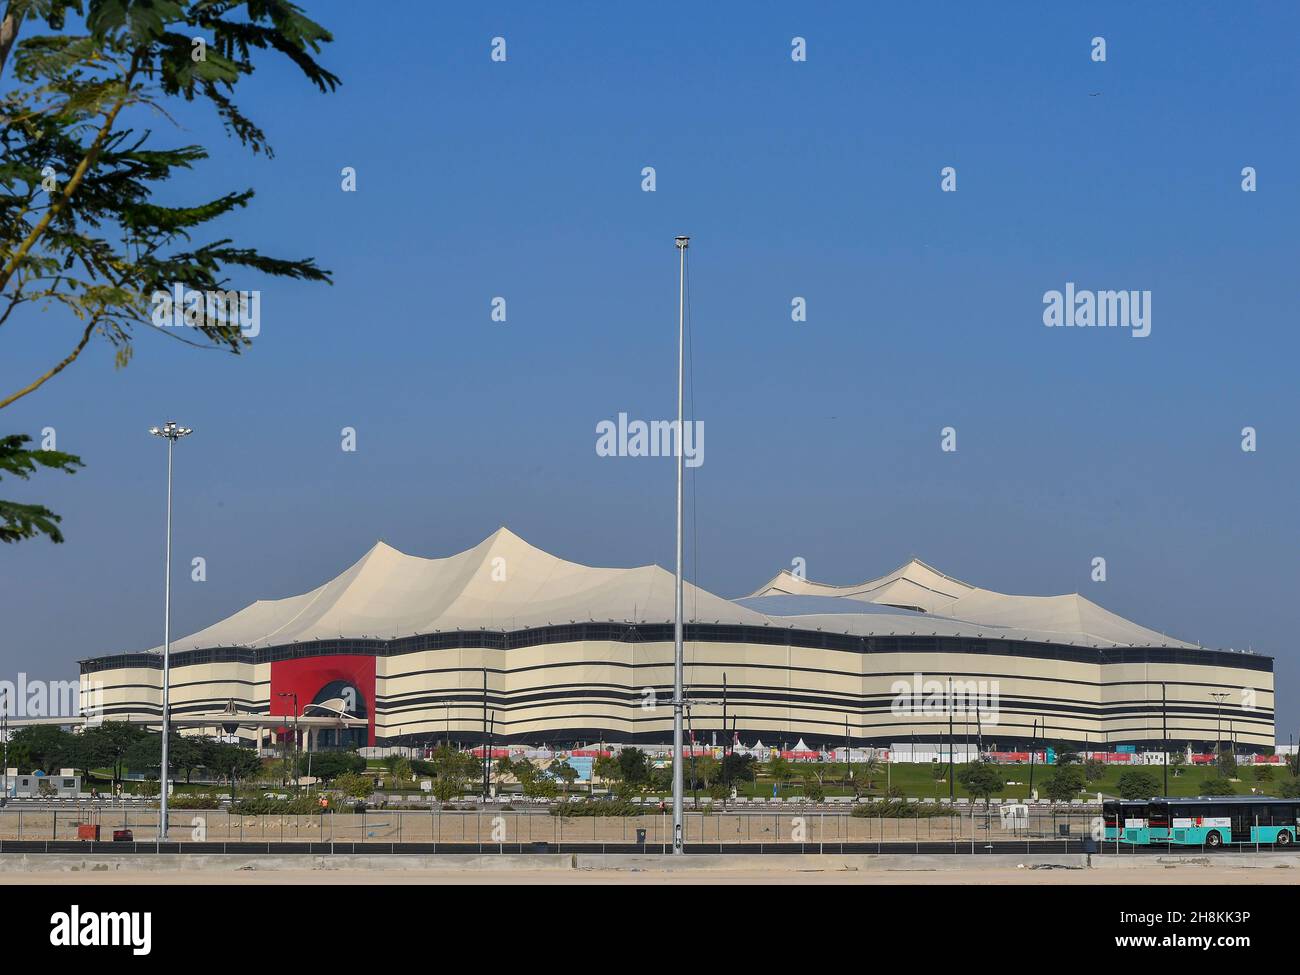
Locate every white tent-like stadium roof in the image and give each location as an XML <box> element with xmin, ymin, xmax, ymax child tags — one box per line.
<box><xmin>154</xmin><ymin>527</ymin><xmax>767</xmax><ymax>652</ymax></box>
<box><xmin>745</xmin><ymin>558</ymin><xmax>1194</xmax><ymax>649</ymax></box>
<box><xmin>147</xmin><ymin>529</ymin><xmax>1197</xmax><ymax>653</ymax></box>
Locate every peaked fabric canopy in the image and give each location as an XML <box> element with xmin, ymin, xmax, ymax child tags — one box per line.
<box><xmin>154</xmin><ymin>527</ymin><xmax>766</xmax><ymax>652</ymax></box>
<box><xmin>147</xmin><ymin>530</ymin><xmax>1195</xmax><ymax>653</ymax></box>
<box><xmin>747</xmin><ymin>558</ymin><xmax>1192</xmax><ymax>649</ymax></box>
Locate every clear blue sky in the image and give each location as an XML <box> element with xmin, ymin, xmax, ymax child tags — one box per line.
<box><xmin>3</xmin><ymin>2</ymin><xmax>1297</xmax><ymax>734</ymax></box>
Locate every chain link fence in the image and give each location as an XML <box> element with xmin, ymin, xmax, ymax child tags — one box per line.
<box><xmin>0</xmin><ymin>801</ymin><xmax>1107</xmax><ymax>846</ymax></box>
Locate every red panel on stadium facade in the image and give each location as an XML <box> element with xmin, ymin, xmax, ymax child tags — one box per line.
<box><xmin>268</xmin><ymin>655</ymin><xmax>376</xmax><ymax>746</ymax></box>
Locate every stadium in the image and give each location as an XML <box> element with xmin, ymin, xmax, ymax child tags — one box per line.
<box><xmin>79</xmin><ymin>528</ymin><xmax>1274</xmax><ymax>751</ymax></box>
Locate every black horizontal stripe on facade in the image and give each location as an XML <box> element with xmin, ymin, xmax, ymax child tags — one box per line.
<box><xmin>375</xmin><ymin>678</ymin><xmax>1272</xmax><ymax>713</ymax></box>
<box><xmin>363</xmin><ymin>724</ymin><xmax>1270</xmax><ymax>750</ymax></box>
<box><xmin>79</xmin><ymin>624</ymin><xmax>1272</xmax><ymax>673</ymax></box>
<box><xmin>92</xmin><ymin>663</ymin><xmax>1272</xmax><ymax>719</ymax></box>
<box><xmin>89</xmin><ymin>673</ymin><xmax>1273</xmax><ymax>725</ymax></box>
<box><xmin>88</xmin><ymin>678</ymin><xmax>267</xmax><ymax>695</ymax></box>
<box><xmin>92</xmin><ymin>701</ymin><xmax>268</xmax><ymax>719</ymax></box>
<box><xmin>374</xmin><ymin>691</ymin><xmax>1274</xmax><ymax>731</ymax></box>
<box><xmin>379</xmin><ymin>675</ymin><xmax>1281</xmax><ymax>725</ymax></box>
<box><xmin>94</xmin><ymin>686</ymin><xmax>1274</xmax><ymax>731</ymax></box>
<box><xmin>381</xmin><ymin>660</ymin><xmax>1273</xmax><ymax>698</ymax></box>
<box><xmin>371</xmin><ymin>696</ymin><xmax>1274</xmax><ymax>733</ymax></box>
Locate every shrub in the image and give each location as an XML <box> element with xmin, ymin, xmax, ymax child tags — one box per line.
<box><xmin>233</xmin><ymin>795</ymin><xmax>329</xmax><ymax>815</ymax></box>
<box><xmin>850</xmin><ymin>800</ymin><xmax>957</xmax><ymax>819</ymax></box>
<box><xmin>334</xmin><ymin>772</ymin><xmax>374</xmax><ymax>799</ymax></box>
<box><xmin>550</xmin><ymin>799</ymin><xmax>640</xmax><ymax>817</ymax></box>
<box><xmin>300</xmin><ymin>751</ymin><xmax>366</xmax><ymax>782</ymax></box>
<box><xmin>802</xmin><ymin>777</ymin><xmax>826</xmax><ymax>802</ymax></box>
<box><xmin>1200</xmin><ymin>774</ymin><xmax>1235</xmax><ymax>797</ymax></box>
<box><xmin>169</xmin><ymin>793</ymin><xmax>219</xmax><ymax>809</ymax></box>
<box><xmin>1044</xmin><ymin>766</ymin><xmax>1085</xmax><ymax>802</ymax></box>
<box><xmin>522</xmin><ymin>776</ymin><xmax>559</xmax><ymax>800</ymax></box>
<box><xmin>1116</xmin><ymin>769</ymin><xmax>1161</xmax><ymax>800</ymax></box>
<box><xmin>957</xmin><ymin>762</ymin><xmax>1005</xmax><ymax>801</ymax></box>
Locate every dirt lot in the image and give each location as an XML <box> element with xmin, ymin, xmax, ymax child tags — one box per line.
<box><xmin>3</xmin><ymin>861</ymin><xmax>1296</xmax><ymax>885</ymax></box>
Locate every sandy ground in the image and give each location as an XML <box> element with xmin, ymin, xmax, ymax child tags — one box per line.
<box><xmin>4</xmin><ymin>864</ymin><xmax>1295</xmax><ymax>885</ymax></box>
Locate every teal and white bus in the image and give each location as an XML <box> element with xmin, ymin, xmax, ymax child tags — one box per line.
<box><xmin>1150</xmin><ymin>797</ymin><xmax>1298</xmax><ymax>847</ymax></box>
<box><xmin>1101</xmin><ymin>800</ymin><xmax>1159</xmax><ymax>844</ymax></box>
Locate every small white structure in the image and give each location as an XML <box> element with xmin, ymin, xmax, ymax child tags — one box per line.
<box><xmin>6</xmin><ymin>772</ymin><xmax>80</xmax><ymax>798</ymax></box>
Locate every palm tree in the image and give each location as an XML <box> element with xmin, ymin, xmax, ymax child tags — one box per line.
<box><xmin>852</xmin><ymin>752</ymin><xmax>884</xmax><ymax>796</ymax></box>
<box><xmin>765</xmin><ymin>756</ymin><xmax>794</xmax><ymax>789</ymax></box>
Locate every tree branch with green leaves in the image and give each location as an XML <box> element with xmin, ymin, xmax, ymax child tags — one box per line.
<box><xmin>0</xmin><ymin>0</ymin><xmax>338</xmax><ymax>543</ymax></box>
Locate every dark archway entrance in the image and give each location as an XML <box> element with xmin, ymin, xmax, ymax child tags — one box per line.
<box><xmin>307</xmin><ymin>679</ymin><xmax>368</xmax><ymax>750</ymax></box>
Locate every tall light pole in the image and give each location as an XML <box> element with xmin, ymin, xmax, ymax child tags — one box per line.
<box><xmin>278</xmin><ymin>691</ymin><xmax>299</xmax><ymax>791</ymax></box>
<box><xmin>1161</xmin><ymin>682</ymin><xmax>1168</xmax><ymax>796</ymax></box>
<box><xmin>1211</xmin><ymin>691</ymin><xmax>1229</xmax><ymax>754</ymax></box>
<box><xmin>1028</xmin><ymin>718</ymin><xmax>1039</xmax><ymax>798</ymax></box>
<box><xmin>672</xmin><ymin>234</ymin><xmax>689</xmax><ymax>855</ymax></box>
<box><xmin>947</xmin><ymin>679</ymin><xmax>955</xmax><ymax>801</ymax></box>
<box><xmin>149</xmin><ymin>420</ymin><xmax>192</xmax><ymax>841</ymax></box>
<box><xmin>1</xmin><ymin>689</ymin><xmax>9</xmax><ymax>801</ymax></box>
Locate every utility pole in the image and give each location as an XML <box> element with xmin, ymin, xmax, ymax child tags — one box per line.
<box><xmin>1</xmin><ymin>689</ymin><xmax>8</xmax><ymax>801</ymax></box>
<box><xmin>486</xmin><ymin>713</ymin><xmax>495</xmax><ymax>798</ymax></box>
<box><xmin>1211</xmin><ymin>691</ymin><xmax>1229</xmax><ymax>755</ymax></box>
<box><xmin>948</xmin><ymin>678</ymin><xmax>954</xmax><ymax>801</ymax></box>
<box><xmin>685</xmin><ymin>698</ymin><xmax>698</xmax><ymax>808</ymax></box>
<box><xmin>1162</xmin><ymin>682</ymin><xmax>1168</xmax><ymax>796</ymax></box>
<box><xmin>845</xmin><ymin>713</ymin><xmax>851</xmax><ymax>787</ymax></box>
<box><xmin>482</xmin><ymin>668</ymin><xmax>490</xmax><ymax>798</ymax></box>
<box><xmin>277</xmin><ymin>692</ymin><xmax>298</xmax><ymax>791</ymax></box>
<box><xmin>1028</xmin><ymin>718</ymin><xmax>1039</xmax><ymax>798</ymax></box>
<box><xmin>721</xmin><ymin>673</ymin><xmax>728</xmax><ymax>799</ymax></box>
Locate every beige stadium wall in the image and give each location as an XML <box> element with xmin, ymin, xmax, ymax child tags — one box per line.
<box><xmin>373</xmin><ymin>641</ymin><xmax>1273</xmax><ymax>748</ymax></box>
<box><xmin>81</xmin><ymin>660</ymin><xmax>268</xmax><ymax>744</ymax></box>
<box><xmin>81</xmin><ymin>636</ymin><xmax>1273</xmax><ymax>749</ymax></box>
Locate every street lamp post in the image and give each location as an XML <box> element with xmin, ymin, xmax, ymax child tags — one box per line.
<box><xmin>1</xmin><ymin>689</ymin><xmax>9</xmax><ymax>801</ymax></box>
<box><xmin>149</xmin><ymin>420</ymin><xmax>192</xmax><ymax>841</ymax></box>
<box><xmin>671</xmin><ymin>234</ymin><xmax>689</xmax><ymax>855</ymax></box>
<box><xmin>278</xmin><ymin>692</ymin><xmax>299</xmax><ymax>791</ymax></box>
<box><xmin>1211</xmin><ymin>692</ymin><xmax>1229</xmax><ymax>755</ymax></box>
<box><xmin>1162</xmin><ymin>682</ymin><xmax>1168</xmax><ymax>796</ymax></box>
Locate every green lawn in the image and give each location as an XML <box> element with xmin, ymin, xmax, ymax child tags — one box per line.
<box><xmin>76</xmin><ymin>759</ymin><xmax>1293</xmax><ymax>803</ymax></box>
<box><xmin>722</xmin><ymin>762</ymin><xmax>1290</xmax><ymax>801</ymax></box>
